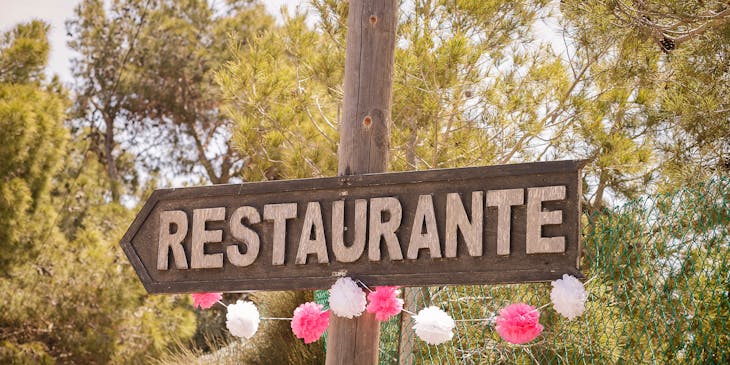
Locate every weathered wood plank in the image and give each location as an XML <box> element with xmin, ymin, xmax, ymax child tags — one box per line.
<box><xmin>487</xmin><ymin>189</ymin><xmax>524</xmax><ymax>256</ymax></box>
<box><xmin>190</xmin><ymin>207</ymin><xmax>225</xmax><ymax>269</ymax></box>
<box><xmin>121</xmin><ymin>160</ymin><xmax>585</xmax><ymax>294</ymax></box>
<box><xmin>445</xmin><ymin>191</ymin><xmax>483</xmax><ymax>258</ymax></box>
<box><xmin>329</xmin><ymin>0</ymin><xmax>399</xmax><ymax>363</ymax></box>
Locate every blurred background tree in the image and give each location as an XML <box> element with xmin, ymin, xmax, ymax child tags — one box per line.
<box><xmin>0</xmin><ymin>20</ymin><xmax>67</xmax><ymax>273</ymax></box>
<box><xmin>0</xmin><ymin>20</ymin><xmax>195</xmax><ymax>364</ymax></box>
<box><xmin>67</xmin><ymin>0</ymin><xmax>323</xmax><ymax>362</ymax></box>
<box><xmin>219</xmin><ymin>0</ymin><xmax>729</xmax><ymax>211</ymax></box>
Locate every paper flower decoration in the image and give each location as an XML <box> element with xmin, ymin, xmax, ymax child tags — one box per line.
<box><xmin>550</xmin><ymin>274</ymin><xmax>587</xmax><ymax>320</ymax></box>
<box><xmin>328</xmin><ymin>277</ymin><xmax>367</xmax><ymax>319</ymax></box>
<box><xmin>412</xmin><ymin>306</ymin><xmax>455</xmax><ymax>345</ymax></box>
<box><xmin>226</xmin><ymin>300</ymin><xmax>260</xmax><ymax>339</ymax></box>
<box><xmin>495</xmin><ymin>303</ymin><xmax>543</xmax><ymax>344</ymax></box>
<box><xmin>366</xmin><ymin>286</ymin><xmax>404</xmax><ymax>321</ymax></box>
<box><xmin>191</xmin><ymin>292</ymin><xmax>222</xmax><ymax>309</ymax></box>
<box><xmin>291</xmin><ymin>302</ymin><xmax>330</xmax><ymax>344</ymax></box>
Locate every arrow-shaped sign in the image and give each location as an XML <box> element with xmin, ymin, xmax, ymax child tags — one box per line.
<box><xmin>121</xmin><ymin>160</ymin><xmax>584</xmax><ymax>294</ymax></box>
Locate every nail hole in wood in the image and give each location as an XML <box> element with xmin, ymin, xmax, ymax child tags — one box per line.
<box><xmin>369</xmin><ymin>15</ymin><xmax>377</xmax><ymax>25</ymax></box>
<box><xmin>363</xmin><ymin>115</ymin><xmax>372</xmax><ymax>127</ymax></box>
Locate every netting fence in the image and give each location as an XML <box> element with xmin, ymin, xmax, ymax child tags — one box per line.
<box><xmin>366</xmin><ymin>177</ymin><xmax>728</xmax><ymax>364</ymax></box>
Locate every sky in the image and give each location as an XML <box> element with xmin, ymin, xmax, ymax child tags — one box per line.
<box><xmin>1</xmin><ymin>0</ymin><xmax>567</xmax><ymax>87</ymax></box>
<box><xmin>0</xmin><ymin>0</ymin><xmax>303</xmax><ymax>84</ymax></box>
<box><xmin>2</xmin><ymin>0</ymin><xmax>567</xmax><ymax>86</ymax></box>
<box><xmin>1</xmin><ymin>0</ymin><xmax>568</xmax><ymax>201</ymax></box>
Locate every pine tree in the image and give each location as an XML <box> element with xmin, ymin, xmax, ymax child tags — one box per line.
<box><xmin>0</xmin><ymin>20</ymin><xmax>67</xmax><ymax>274</ymax></box>
<box><xmin>0</xmin><ymin>21</ymin><xmax>196</xmax><ymax>364</ymax></box>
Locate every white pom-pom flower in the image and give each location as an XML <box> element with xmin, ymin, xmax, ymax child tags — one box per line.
<box><xmin>412</xmin><ymin>306</ymin><xmax>455</xmax><ymax>345</ymax></box>
<box><xmin>328</xmin><ymin>277</ymin><xmax>367</xmax><ymax>318</ymax></box>
<box><xmin>226</xmin><ymin>300</ymin><xmax>260</xmax><ymax>339</ymax></box>
<box><xmin>550</xmin><ymin>274</ymin><xmax>588</xmax><ymax>320</ymax></box>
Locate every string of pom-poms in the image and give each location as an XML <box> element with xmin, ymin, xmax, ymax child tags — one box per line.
<box><xmin>190</xmin><ymin>274</ymin><xmax>589</xmax><ymax>345</ymax></box>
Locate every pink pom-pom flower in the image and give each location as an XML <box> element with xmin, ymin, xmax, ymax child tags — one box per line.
<box><xmin>366</xmin><ymin>286</ymin><xmax>404</xmax><ymax>321</ymax></box>
<box><xmin>191</xmin><ymin>292</ymin><xmax>222</xmax><ymax>309</ymax></box>
<box><xmin>495</xmin><ymin>303</ymin><xmax>543</xmax><ymax>344</ymax></box>
<box><xmin>291</xmin><ymin>302</ymin><xmax>330</xmax><ymax>344</ymax></box>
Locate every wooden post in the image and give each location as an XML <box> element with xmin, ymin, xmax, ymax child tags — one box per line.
<box><xmin>326</xmin><ymin>1</ymin><xmax>398</xmax><ymax>364</ymax></box>
<box><xmin>397</xmin><ymin>288</ymin><xmax>419</xmax><ymax>365</ymax></box>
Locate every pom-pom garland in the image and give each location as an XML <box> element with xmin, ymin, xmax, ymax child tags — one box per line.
<box><xmin>550</xmin><ymin>274</ymin><xmax>587</xmax><ymax>320</ymax></box>
<box><xmin>329</xmin><ymin>277</ymin><xmax>367</xmax><ymax>319</ymax></box>
<box><xmin>495</xmin><ymin>303</ymin><xmax>543</xmax><ymax>344</ymax></box>
<box><xmin>190</xmin><ymin>275</ymin><xmax>590</xmax><ymax>347</ymax></box>
<box><xmin>412</xmin><ymin>306</ymin><xmax>456</xmax><ymax>345</ymax></box>
<box><xmin>191</xmin><ymin>292</ymin><xmax>222</xmax><ymax>309</ymax></box>
<box><xmin>291</xmin><ymin>302</ymin><xmax>330</xmax><ymax>344</ymax></box>
<box><xmin>226</xmin><ymin>300</ymin><xmax>260</xmax><ymax>339</ymax></box>
<box><xmin>366</xmin><ymin>286</ymin><xmax>404</xmax><ymax>321</ymax></box>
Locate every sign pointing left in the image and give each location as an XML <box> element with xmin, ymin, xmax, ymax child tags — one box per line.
<box><xmin>121</xmin><ymin>161</ymin><xmax>584</xmax><ymax>294</ymax></box>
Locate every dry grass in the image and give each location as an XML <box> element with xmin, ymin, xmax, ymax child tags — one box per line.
<box><xmin>156</xmin><ymin>291</ymin><xmax>324</xmax><ymax>365</ymax></box>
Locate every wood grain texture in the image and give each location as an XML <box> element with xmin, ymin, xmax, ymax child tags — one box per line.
<box><xmin>336</xmin><ymin>0</ymin><xmax>397</xmax><ymax>176</ymax></box>
<box><xmin>526</xmin><ymin>186</ymin><xmax>566</xmax><ymax>254</ymax></box>
<box><xmin>296</xmin><ymin>202</ymin><xmax>329</xmax><ymax>264</ymax></box>
<box><xmin>190</xmin><ymin>207</ymin><xmax>225</xmax><ymax>269</ymax></box>
<box><xmin>263</xmin><ymin>203</ymin><xmax>297</xmax><ymax>266</ymax></box>
<box><xmin>368</xmin><ymin>196</ymin><xmax>404</xmax><ymax>261</ymax></box>
<box><xmin>398</xmin><ymin>287</ymin><xmax>419</xmax><ymax>365</ymax></box>
<box><xmin>487</xmin><ymin>189</ymin><xmax>525</xmax><ymax>256</ymax></box>
<box><xmin>407</xmin><ymin>194</ymin><xmax>442</xmax><ymax>259</ymax></box>
<box><xmin>228</xmin><ymin>206</ymin><xmax>260</xmax><ymax>267</ymax></box>
<box><xmin>445</xmin><ymin>191</ymin><xmax>483</xmax><ymax>258</ymax></box>
<box><xmin>328</xmin><ymin>1</ymin><xmax>400</xmax><ymax>363</ymax></box>
<box><xmin>157</xmin><ymin>210</ymin><xmax>188</xmax><ymax>270</ymax></box>
<box><xmin>329</xmin><ymin>1</ymin><xmax>398</xmax><ymax>363</ymax></box>
<box><xmin>332</xmin><ymin>199</ymin><xmax>367</xmax><ymax>263</ymax></box>
<box><xmin>121</xmin><ymin>160</ymin><xmax>585</xmax><ymax>294</ymax></box>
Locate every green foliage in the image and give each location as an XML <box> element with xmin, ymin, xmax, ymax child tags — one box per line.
<box><xmin>0</xmin><ymin>21</ymin><xmax>195</xmax><ymax>364</ymax></box>
<box><xmin>2</xmin><ymin>1</ymin><xmax>726</xmax><ymax>364</ymax></box>
<box><xmin>561</xmin><ymin>0</ymin><xmax>730</xmax><ymax>199</ymax></box>
<box><xmin>391</xmin><ymin>0</ymin><xmax>550</xmax><ymax>170</ymax></box>
<box><xmin>0</xmin><ymin>20</ymin><xmax>50</xmax><ymax>84</ymax></box>
<box><xmin>0</xmin><ymin>21</ymin><xmax>68</xmax><ymax>274</ymax></box>
<box><xmin>219</xmin><ymin>1</ymin><xmax>556</xmax><ymax>178</ymax></box>
<box><xmin>67</xmin><ymin>0</ymin><xmax>276</xmax><ymax>189</ymax></box>
<box><xmin>397</xmin><ymin>178</ymin><xmax>729</xmax><ymax>364</ymax></box>
<box><xmin>158</xmin><ymin>291</ymin><xmax>324</xmax><ymax>365</ymax></box>
<box><xmin>218</xmin><ymin>0</ymin><xmax>684</xmax><ymax>209</ymax></box>
<box><xmin>0</xmin><ymin>341</ymin><xmax>55</xmax><ymax>365</ymax></box>
<box><xmin>234</xmin><ymin>291</ymin><xmax>324</xmax><ymax>364</ymax></box>
<box><xmin>215</xmin><ymin>3</ymin><xmax>729</xmax><ymax>364</ymax></box>
<box><xmin>217</xmin><ymin>9</ymin><xmax>340</xmax><ymax>181</ymax></box>
<box><xmin>0</xmin><ymin>144</ymin><xmax>197</xmax><ymax>364</ymax></box>
<box><xmin>0</xmin><ymin>144</ymin><xmax>195</xmax><ymax>363</ymax></box>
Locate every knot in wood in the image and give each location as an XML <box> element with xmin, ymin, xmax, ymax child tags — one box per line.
<box><xmin>363</xmin><ymin>115</ymin><xmax>373</xmax><ymax>127</ymax></box>
<box><xmin>369</xmin><ymin>15</ymin><xmax>377</xmax><ymax>25</ymax></box>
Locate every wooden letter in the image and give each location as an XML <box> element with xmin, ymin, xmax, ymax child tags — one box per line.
<box><xmin>157</xmin><ymin>210</ymin><xmax>189</xmax><ymax>270</ymax></box>
<box><xmin>487</xmin><ymin>189</ymin><xmax>524</xmax><ymax>256</ymax></box>
<box><xmin>296</xmin><ymin>202</ymin><xmax>329</xmax><ymax>264</ymax></box>
<box><xmin>526</xmin><ymin>186</ymin><xmax>566</xmax><ymax>254</ymax></box>
<box><xmin>228</xmin><ymin>206</ymin><xmax>261</xmax><ymax>267</ymax></box>
<box><xmin>264</xmin><ymin>203</ymin><xmax>297</xmax><ymax>265</ymax></box>
<box><xmin>191</xmin><ymin>207</ymin><xmax>225</xmax><ymax>269</ymax></box>
<box><xmin>445</xmin><ymin>191</ymin><xmax>483</xmax><ymax>258</ymax></box>
<box><xmin>407</xmin><ymin>195</ymin><xmax>442</xmax><ymax>259</ymax></box>
<box><xmin>332</xmin><ymin>199</ymin><xmax>367</xmax><ymax>263</ymax></box>
<box><xmin>368</xmin><ymin>197</ymin><xmax>403</xmax><ymax>261</ymax></box>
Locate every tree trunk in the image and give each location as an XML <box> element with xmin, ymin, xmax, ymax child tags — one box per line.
<box><xmin>326</xmin><ymin>1</ymin><xmax>398</xmax><ymax>365</ymax></box>
<box><xmin>104</xmin><ymin>115</ymin><xmax>121</xmax><ymax>202</ymax></box>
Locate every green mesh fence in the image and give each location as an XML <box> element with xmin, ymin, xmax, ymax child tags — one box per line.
<box><xmin>376</xmin><ymin>177</ymin><xmax>729</xmax><ymax>364</ymax></box>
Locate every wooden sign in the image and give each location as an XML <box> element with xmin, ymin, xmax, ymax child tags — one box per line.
<box><xmin>121</xmin><ymin>160</ymin><xmax>585</xmax><ymax>294</ymax></box>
